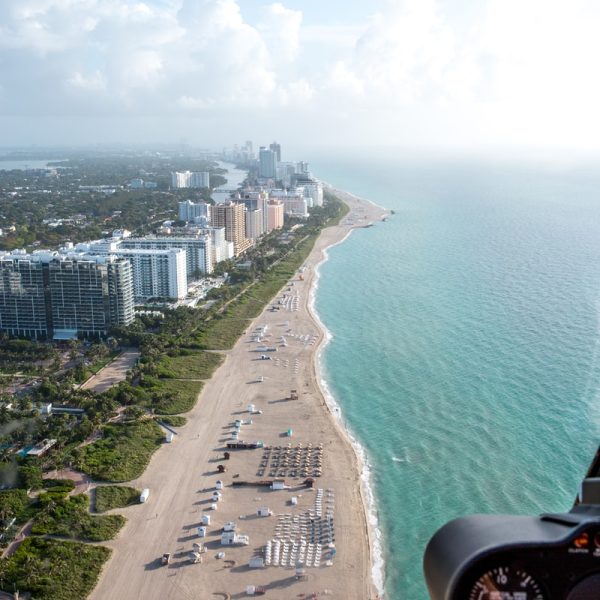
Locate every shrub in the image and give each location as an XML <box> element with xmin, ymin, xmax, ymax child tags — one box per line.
<box><xmin>0</xmin><ymin>537</ymin><xmax>111</xmax><ymax>600</ymax></box>
<box><xmin>94</xmin><ymin>485</ymin><xmax>141</xmax><ymax>513</ymax></box>
<box><xmin>77</xmin><ymin>420</ymin><xmax>163</xmax><ymax>482</ymax></box>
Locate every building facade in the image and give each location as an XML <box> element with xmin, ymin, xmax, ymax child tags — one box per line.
<box><xmin>113</xmin><ymin>248</ymin><xmax>187</xmax><ymax>300</ymax></box>
<box><xmin>212</xmin><ymin>202</ymin><xmax>252</xmax><ymax>256</ymax></box>
<box><xmin>258</xmin><ymin>147</ymin><xmax>277</xmax><ymax>179</ymax></box>
<box><xmin>267</xmin><ymin>200</ymin><xmax>285</xmax><ymax>232</ymax></box>
<box><xmin>0</xmin><ymin>252</ymin><xmax>134</xmax><ymax>339</ymax></box>
<box><xmin>269</xmin><ymin>141</ymin><xmax>281</xmax><ymax>162</ymax></box>
<box><xmin>120</xmin><ymin>235</ymin><xmax>213</xmax><ymax>277</ymax></box>
<box><xmin>178</xmin><ymin>200</ymin><xmax>211</xmax><ymax>224</ymax></box>
<box><xmin>171</xmin><ymin>171</ymin><xmax>210</xmax><ymax>189</ymax></box>
<box><xmin>245</xmin><ymin>209</ymin><xmax>264</xmax><ymax>241</ymax></box>
<box><xmin>48</xmin><ymin>255</ymin><xmax>134</xmax><ymax>338</ymax></box>
<box><xmin>0</xmin><ymin>253</ymin><xmax>50</xmax><ymax>339</ymax></box>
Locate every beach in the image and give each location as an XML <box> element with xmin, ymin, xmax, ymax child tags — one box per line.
<box><xmin>89</xmin><ymin>189</ymin><xmax>388</xmax><ymax>600</ymax></box>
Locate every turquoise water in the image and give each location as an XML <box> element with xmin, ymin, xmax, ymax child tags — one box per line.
<box><xmin>311</xmin><ymin>155</ymin><xmax>600</xmax><ymax>599</ymax></box>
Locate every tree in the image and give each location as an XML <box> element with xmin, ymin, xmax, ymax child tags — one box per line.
<box><xmin>123</xmin><ymin>406</ymin><xmax>145</xmax><ymax>421</ymax></box>
<box><xmin>18</xmin><ymin>464</ymin><xmax>43</xmax><ymax>490</ymax></box>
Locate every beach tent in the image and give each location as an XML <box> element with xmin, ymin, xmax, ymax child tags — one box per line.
<box><xmin>249</xmin><ymin>556</ymin><xmax>265</xmax><ymax>569</ymax></box>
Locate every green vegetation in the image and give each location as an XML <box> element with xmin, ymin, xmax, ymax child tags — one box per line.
<box><xmin>0</xmin><ymin>153</ymin><xmax>228</xmax><ymax>251</ymax></box>
<box><xmin>19</xmin><ymin>465</ymin><xmax>44</xmax><ymax>490</ymax></box>
<box><xmin>156</xmin><ymin>415</ymin><xmax>187</xmax><ymax>427</ymax></box>
<box><xmin>0</xmin><ymin>537</ymin><xmax>111</xmax><ymax>600</ymax></box>
<box><xmin>196</xmin><ymin>234</ymin><xmax>318</xmax><ymax>350</ymax></box>
<box><xmin>72</xmin><ymin>349</ymin><xmax>120</xmax><ymax>384</ymax></box>
<box><xmin>0</xmin><ymin>337</ymin><xmax>58</xmax><ymax>377</ymax></box>
<box><xmin>41</xmin><ymin>479</ymin><xmax>75</xmax><ymax>503</ymax></box>
<box><xmin>139</xmin><ymin>377</ymin><xmax>204</xmax><ymax>415</ymax></box>
<box><xmin>94</xmin><ymin>485</ymin><xmax>140</xmax><ymax>513</ymax></box>
<box><xmin>154</xmin><ymin>350</ymin><xmax>223</xmax><ymax>380</ymax></box>
<box><xmin>32</xmin><ymin>493</ymin><xmax>125</xmax><ymax>541</ymax></box>
<box><xmin>76</xmin><ymin>420</ymin><xmax>163</xmax><ymax>482</ymax></box>
<box><xmin>0</xmin><ymin>488</ymin><xmax>29</xmax><ymax>523</ymax></box>
<box><xmin>0</xmin><ymin>161</ymin><xmax>352</xmax><ymax>599</ymax></box>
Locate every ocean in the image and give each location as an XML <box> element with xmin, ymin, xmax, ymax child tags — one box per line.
<box><xmin>310</xmin><ymin>154</ymin><xmax>600</xmax><ymax>599</ymax></box>
<box><xmin>0</xmin><ymin>159</ymin><xmax>64</xmax><ymax>170</ymax></box>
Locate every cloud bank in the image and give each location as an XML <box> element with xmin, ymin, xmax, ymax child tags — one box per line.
<box><xmin>1</xmin><ymin>0</ymin><xmax>600</xmax><ymax>149</ymax></box>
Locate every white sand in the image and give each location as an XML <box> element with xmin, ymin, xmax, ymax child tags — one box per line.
<box><xmin>89</xmin><ymin>190</ymin><xmax>388</xmax><ymax>600</ymax></box>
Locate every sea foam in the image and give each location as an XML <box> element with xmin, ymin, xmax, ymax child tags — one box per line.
<box><xmin>308</xmin><ymin>227</ymin><xmax>386</xmax><ymax>597</ymax></box>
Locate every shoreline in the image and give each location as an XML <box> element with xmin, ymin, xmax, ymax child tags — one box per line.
<box><xmin>309</xmin><ymin>186</ymin><xmax>387</xmax><ymax>596</ymax></box>
<box><xmin>89</xmin><ymin>188</ymin><xmax>389</xmax><ymax>600</ymax></box>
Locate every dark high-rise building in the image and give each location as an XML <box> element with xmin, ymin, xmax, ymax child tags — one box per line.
<box><xmin>48</xmin><ymin>255</ymin><xmax>134</xmax><ymax>338</ymax></box>
<box><xmin>0</xmin><ymin>252</ymin><xmax>134</xmax><ymax>339</ymax></box>
<box><xmin>259</xmin><ymin>147</ymin><xmax>277</xmax><ymax>179</ymax></box>
<box><xmin>0</xmin><ymin>254</ymin><xmax>50</xmax><ymax>339</ymax></box>
<box><xmin>269</xmin><ymin>141</ymin><xmax>281</xmax><ymax>162</ymax></box>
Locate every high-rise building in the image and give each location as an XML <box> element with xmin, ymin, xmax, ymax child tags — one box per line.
<box><xmin>245</xmin><ymin>209</ymin><xmax>263</xmax><ymax>241</ymax></box>
<box><xmin>269</xmin><ymin>141</ymin><xmax>281</xmax><ymax>162</ymax></box>
<box><xmin>212</xmin><ymin>202</ymin><xmax>252</xmax><ymax>256</ymax></box>
<box><xmin>48</xmin><ymin>255</ymin><xmax>134</xmax><ymax>338</ymax></box>
<box><xmin>171</xmin><ymin>171</ymin><xmax>210</xmax><ymax>189</ymax></box>
<box><xmin>0</xmin><ymin>252</ymin><xmax>134</xmax><ymax>339</ymax></box>
<box><xmin>113</xmin><ymin>248</ymin><xmax>187</xmax><ymax>300</ymax></box>
<box><xmin>296</xmin><ymin>161</ymin><xmax>310</xmax><ymax>175</ymax></box>
<box><xmin>270</xmin><ymin>190</ymin><xmax>309</xmax><ymax>218</ymax></box>
<box><xmin>304</xmin><ymin>181</ymin><xmax>323</xmax><ymax>207</ymax></box>
<box><xmin>199</xmin><ymin>227</ymin><xmax>232</xmax><ymax>264</ymax></box>
<box><xmin>267</xmin><ymin>200</ymin><xmax>285</xmax><ymax>232</ymax></box>
<box><xmin>0</xmin><ymin>253</ymin><xmax>50</xmax><ymax>339</ymax></box>
<box><xmin>258</xmin><ymin>147</ymin><xmax>277</xmax><ymax>179</ymax></box>
<box><xmin>106</xmin><ymin>257</ymin><xmax>136</xmax><ymax>327</ymax></box>
<box><xmin>120</xmin><ymin>235</ymin><xmax>213</xmax><ymax>277</ymax></box>
<box><xmin>276</xmin><ymin>162</ymin><xmax>296</xmax><ymax>187</ymax></box>
<box><xmin>178</xmin><ymin>200</ymin><xmax>211</xmax><ymax>224</ymax></box>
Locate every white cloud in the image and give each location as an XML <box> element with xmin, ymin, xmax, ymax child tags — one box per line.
<box><xmin>67</xmin><ymin>70</ymin><xmax>106</xmax><ymax>91</ymax></box>
<box><xmin>2</xmin><ymin>0</ymin><xmax>600</xmax><ymax>149</ymax></box>
<box><xmin>326</xmin><ymin>61</ymin><xmax>364</xmax><ymax>97</ymax></box>
<box><xmin>258</xmin><ymin>2</ymin><xmax>302</xmax><ymax>63</ymax></box>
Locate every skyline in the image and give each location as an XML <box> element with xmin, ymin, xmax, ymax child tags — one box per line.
<box><xmin>2</xmin><ymin>0</ymin><xmax>600</xmax><ymax>151</ymax></box>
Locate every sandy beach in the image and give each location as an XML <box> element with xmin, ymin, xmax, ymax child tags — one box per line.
<box><xmin>89</xmin><ymin>189</ymin><xmax>388</xmax><ymax>600</ymax></box>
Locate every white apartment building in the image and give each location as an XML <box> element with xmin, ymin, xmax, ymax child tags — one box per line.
<box><xmin>178</xmin><ymin>200</ymin><xmax>211</xmax><ymax>224</ymax></box>
<box><xmin>171</xmin><ymin>171</ymin><xmax>210</xmax><ymax>189</ymax></box>
<box><xmin>113</xmin><ymin>248</ymin><xmax>187</xmax><ymax>301</ymax></box>
<box><xmin>245</xmin><ymin>209</ymin><xmax>264</xmax><ymax>241</ymax></box>
<box><xmin>120</xmin><ymin>235</ymin><xmax>213</xmax><ymax>277</ymax></box>
<box><xmin>302</xmin><ymin>181</ymin><xmax>324</xmax><ymax>207</ymax></box>
<box><xmin>204</xmin><ymin>227</ymin><xmax>235</xmax><ymax>264</ymax></box>
<box><xmin>269</xmin><ymin>190</ymin><xmax>308</xmax><ymax>218</ymax></box>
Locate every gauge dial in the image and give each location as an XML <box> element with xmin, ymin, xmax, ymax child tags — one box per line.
<box><xmin>468</xmin><ymin>566</ymin><xmax>546</xmax><ymax>600</ymax></box>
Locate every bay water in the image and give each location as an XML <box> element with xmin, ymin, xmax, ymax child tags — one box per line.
<box><xmin>311</xmin><ymin>153</ymin><xmax>600</xmax><ymax>599</ymax></box>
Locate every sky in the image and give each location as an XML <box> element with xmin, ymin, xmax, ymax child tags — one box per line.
<box><xmin>2</xmin><ymin>0</ymin><xmax>600</xmax><ymax>152</ymax></box>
